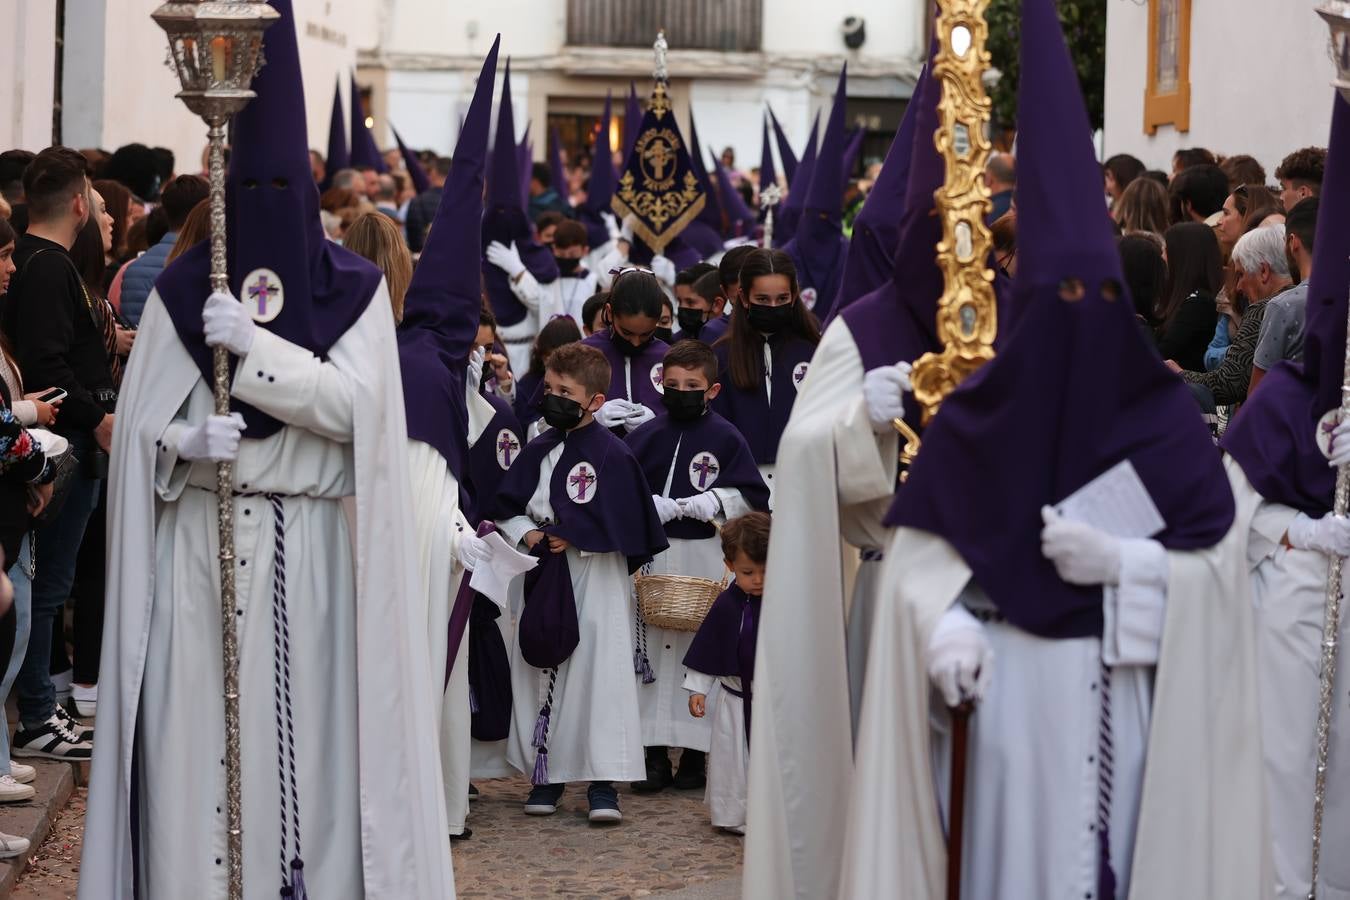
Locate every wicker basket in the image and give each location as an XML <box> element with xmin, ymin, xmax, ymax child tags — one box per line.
<box><xmin>635</xmin><ymin>572</ymin><xmax>726</xmax><ymax>632</ymax></box>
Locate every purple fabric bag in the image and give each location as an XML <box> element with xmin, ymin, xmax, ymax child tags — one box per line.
<box><xmin>518</xmin><ymin>542</ymin><xmax>580</xmax><ymax>669</ymax></box>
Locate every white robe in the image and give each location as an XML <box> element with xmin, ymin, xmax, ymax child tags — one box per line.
<box><xmin>512</xmin><ymin>269</ymin><xmax>599</xmax><ymax>333</ymax></box>
<box><xmin>743</xmin><ymin>318</ymin><xmax>897</xmax><ymax>900</ymax></box>
<box><xmin>840</xmin><ymin>520</ymin><xmax>1268</xmax><ymax>900</ymax></box>
<box><xmin>1228</xmin><ymin>458</ymin><xmax>1350</xmax><ymax>899</ymax></box>
<box><xmin>497</xmin><ymin>442</ymin><xmax>646</xmax><ymax>784</ymax></box>
<box><xmin>81</xmin><ymin>287</ymin><xmax>454</xmax><ymax>899</ymax></box>
<box><xmin>685</xmin><ymin>670</ymin><xmax>747</xmax><ymax>828</ymax></box>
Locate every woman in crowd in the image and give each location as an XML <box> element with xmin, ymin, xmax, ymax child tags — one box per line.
<box><xmin>1216</xmin><ymin>183</ymin><xmax>1280</xmax><ymax>256</ymax></box>
<box><xmin>1113</xmin><ymin>176</ymin><xmax>1170</xmax><ymax>236</ymax></box>
<box><xmin>91</xmin><ymin>179</ymin><xmax>134</xmax><ymax>283</ymax></box>
<box><xmin>0</xmin><ymin>215</ymin><xmax>59</xmax><ymax>842</ymax></box>
<box><xmin>344</xmin><ymin>212</ymin><xmax>413</xmax><ymax>323</ymax></box>
<box><xmin>1103</xmin><ymin>152</ymin><xmax>1147</xmax><ymax>208</ymax></box>
<box><xmin>1156</xmin><ymin>222</ymin><xmax>1224</xmax><ymax>372</ymax></box>
<box><xmin>1119</xmin><ymin>232</ymin><xmax>1167</xmax><ymax>332</ymax></box>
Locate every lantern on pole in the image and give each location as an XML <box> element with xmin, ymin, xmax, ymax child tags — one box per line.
<box><xmin>150</xmin><ymin>3</ymin><xmax>277</xmax><ymax>897</ymax></box>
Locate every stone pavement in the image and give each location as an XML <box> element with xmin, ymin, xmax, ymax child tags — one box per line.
<box><xmin>9</xmin><ymin>772</ymin><xmax>745</xmax><ymax>898</ymax></box>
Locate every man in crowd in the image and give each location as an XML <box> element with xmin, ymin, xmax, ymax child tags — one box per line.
<box><xmin>1276</xmin><ymin>145</ymin><xmax>1326</xmax><ymax>211</ymax></box>
<box><xmin>406</xmin><ymin>155</ymin><xmax>451</xmax><ymax>253</ymax></box>
<box><xmin>118</xmin><ymin>173</ymin><xmax>208</xmax><ymax>326</ymax></box>
<box><xmin>1251</xmin><ymin>197</ymin><xmax>1318</xmax><ymax>392</ymax></box>
<box><xmin>373</xmin><ymin>172</ymin><xmax>401</xmax><ymax>220</ymax></box>
<box><xmin>2</xmin><ymin>146</ymin><xmax>112</xmax><ymax>762</ymax></box>
<box><xmin>984</xmin><ymin>151</ymin><xmax>1015</xmax><ymax>222</ymax></box>
<box><xmin>527</xmin><ymin>161</ymin><xmax>568</xmax><ymax>221</ymax></box>
<box><xmin>1169</xmin><ymin>162</ymin><xmax>1229</xmax><ymax>225</ymax></box>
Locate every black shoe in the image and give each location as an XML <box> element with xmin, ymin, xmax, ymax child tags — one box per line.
<box><xmin>468</xmin><ymin>784</ymin><xmax>480</xmax><ymax>802</ymax></box>
<box><xmin>56</xmin><ymin>704</ymin><xmax>93</xmax><ymax>741</ymax></box>
<box><xmin>631</xmin><ymin>746</ymin><xmax>673</xmax><ymax>793</ymax></box>
<box><xmin>12</xmin><ymin>714</ymin><xmax>92</xmax><ymax>761</ymax></box>
<box><xmin>587</xmin><ymin>781</ymin><xmax>622</xmax><ymax>824</ymax></box>
<box><xmin>523</xmin><ymin>783</ymin><xmax>565</xmax><ymax>816</ymax></box>
<box><xmin>449</xmin><ymin>827</ymin><xmax>473</xmax><ymax>841</ymax></box>
<box><xmin>673</xmin><ymin>748</ymin><xmax>706</xmax><ymax>790</ymax></box>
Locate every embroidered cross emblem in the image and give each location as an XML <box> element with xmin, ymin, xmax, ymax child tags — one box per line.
<box><xmin>569</xmin><ymin>465</ymin><xmax>596</xmax><ymax>501</ymax></box>
<box><xmin>691</xmin><ymin>454</ymin><xmax>719</xmax><ymax>489</ymax></box>
<box><xmin>498</xmin><ymin>431</ymin><xmax>519</xmax><ymax>467</ymax></box>
<box><xmin>248</xmin><ymin>275</ymin><xmax>279</xmax><ymax>318</ymax></box>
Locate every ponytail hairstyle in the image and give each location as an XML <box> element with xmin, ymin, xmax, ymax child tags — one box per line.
<box><xmin>722</xmin><ymin>248</ymin><xmax>820</xmax><ymax>391</ymax></box>
<box><xmin>603</xmin><ymin>268</ymin><xmax>665</xmax><ymax>326</ymax></box>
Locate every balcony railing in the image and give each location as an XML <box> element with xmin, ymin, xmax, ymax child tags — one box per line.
<box><xmin>566</xmin><ymin>0</ymin><xmax>762</xmax><ymax>52</ymax></box>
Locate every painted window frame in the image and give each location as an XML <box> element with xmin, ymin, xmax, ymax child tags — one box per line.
<box><xmin>1144</xmin><ymin>0</ymin><xmax>1192</xmax><ymax>134</ymax></box>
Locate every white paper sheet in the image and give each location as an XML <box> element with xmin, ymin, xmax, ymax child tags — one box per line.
<box><xmin>470</xmin><ymin>531</ymin><xmax>538</xmax><ymax>609</ymax></box>
<box><xmin>1054</xmin><ymin>459</ymin><xmax>1165</xmax><ymax>539</ymax></box>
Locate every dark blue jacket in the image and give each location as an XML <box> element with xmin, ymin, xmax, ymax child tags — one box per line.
<box><xmin>120</xmin><ymin>232</ymin><xmax>177</xmax><ymax>326</ymax></box>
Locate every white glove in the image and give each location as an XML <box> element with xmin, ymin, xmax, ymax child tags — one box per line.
<box><xmin>601</xmin><ymin>211</ymin><xmax>620</xmax><ymax>243</ymax></box>
<box><xmin>1326</xmin><ymin>416</ymin><xmax>1350</xmax><ymax>468</ymax></box>
<box><xmin>925</xmin><ymin>604</ymin><xmax>993</xmax><ymax>708</ymax></box>
<box><xmin>454</xmin><ymin>532</ymin><xmax>490</xmax><ymax>571</ymax></box>
<box><xmin>1040</xmin><ymin>506</ymin><xmax>1123</xmax><ymax>586</ymax></box>
<box><xmin>203</xmin><ymin>291</ymin><xmax>257</xmax><ymax>356</ymax></box>
<box><xmin>485</xmin><ymin>241</ymin><xmax>525</xmax><ymax>278</ymax></box>
<box><xmin>466</xmin><ymin>346</ymin><xmax>486</xmax><ymax>397</ymax></box>
<box><xmin>650</xmin><ymin>255</ymin><xmax>676</xmax><ymax>287</ymax></box>
<box><xmin>1287</xmin><ymin>512</ymin><xmax>1350</xmax><ymax>557</ymax></box>
<box><xmin>652</xmin><ymin>494</ymin><xmax>683</xmax><ymax>524</ymax></box>
<box><xmin>595</xmin><ymin>399</ymin><xmax>633</xmax><ymax>429</ymax></box>
<box><xmin>677</xmin><ymin>490</ymin><xmax>721</xmax><ymax>523</ymax></box>
<box><xmin>863</xmin><ymin>362</ymin><xmax>913</xmax><ymax>432</ymax></box>
<box><xmin>624</xmin><ymin>403</ymin><xmax>655</xmax><ymax>430</ymax></box>
<box><xmin>176</xmin><ymin>413</ymin><xmax>246</xmax><ymax>462</ymax></box>
<box><xmin>620</xmin><ymin>215</ymin><xmax>636</xmax><ymax>245</ymax></box>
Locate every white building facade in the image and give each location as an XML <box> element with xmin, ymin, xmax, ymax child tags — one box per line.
<box><xmin>1104</xmin><ymin>0</ymin><xmax>1339</xmax><ymax>175</ymax></box>
<box><xmin>360</xmin><ymin>0</ymin><xmax>928</xmax><ymax>174</ymax></box>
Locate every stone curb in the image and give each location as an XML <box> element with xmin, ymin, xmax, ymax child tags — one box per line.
<box><xmin>0</xmin><ymin>762</ymin><xmax>80</xmax><ymax>897</ymax></box>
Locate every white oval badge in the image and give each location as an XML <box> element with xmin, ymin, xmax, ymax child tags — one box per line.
<box><xmin>242</xmin><ymin>268</ymin><xmax>284</xmax><ymax>323</ymax></box>
<box><xmin>800</xmin><ymin>287</ymin><xmax>818</xmax><ymax>310</ymax></box>
<box><xmin>650</xmin><ymin>363</ymin><xmax>665</xmax><ymax>394</ymax></box>
<box><xmin>792</xmin><ymin>361</ymin><xmax>810</xmax><ymax>391</ymax></box>
<box><xmin>495</xmin><ymin>428</ymin><xmax>521</xmax><ymax>471</ymax></box>
<box><xmin>1317</xmin><ymin>408</ymin><xmax>1342</xmax><ymax>460</ymax></box>
<box><xmin>688</xmin><ymin>452</ymin><xmax>721</xmax><ymax>492</ymax></box>
<box><xmin>565</xmin><ymin>461</ymin><xmax>598</xmax><ymax>505</ymax></box>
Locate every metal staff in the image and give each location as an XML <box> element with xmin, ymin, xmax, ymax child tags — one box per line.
<box><xmin>760</xmin><ymin>183</ymin><xmax>782</xmax><ymax>248</ymax></box>
<box><xmin>1308</xmin><ymin>7</ymin><xmax>1350</xmax><ymax>896</ymax></box>
<box><xmin>151</xmin><ymin>4</ymin><xmax>276</xmax><ymax>896</ymax></box>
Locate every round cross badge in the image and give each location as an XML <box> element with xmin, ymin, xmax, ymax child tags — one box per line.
<box><xmin>242</xmin><ymin>268</ymin><xmax>284</xmax><ymax>323</ymax></box>
<box><xmin>792</xmin><ymin>361</ymin><xmax>810</xmax><ymax>390</ymax></box>
<box><xmin>650</xmin><ymin>363</ymin><xmax>665</xmax><ymax>394</ymax></box>
<box><xmin>1317</xmin><ymin>408</ymin><xmax>1342</xmax><ymax>460</ymax></box>
<box><xmin>565</xmin><ymin>461</ymin><xmax>599</xmax><ymax>505</ymax></box>
<box><xmin>800</xmin><ymin>287</ymin><xmax>818</xmax><ymax>310</ymax></box>
<box><xmin>495</xmin><ymin>429</ymin><xmax>521</xmax><ymax>471</ymax></box>
<box><xmin>688</xmin><ymin>452</ymin><xmax>721</xmax><ymax>492</ymax></box>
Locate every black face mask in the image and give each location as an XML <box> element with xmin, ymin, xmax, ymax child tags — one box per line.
<box><xmin>747</xmin><ymin>302</ymin><xmax>795</xmax><ymax>335</ymax></box>
<box><xmin>654</xmin><ymin>326</ymin><xmax>674</xmax><ymax>344</ymax></box>
<box><xmin>556</xmin><ymin>256</ymin><xmax>582</xmax><ymax>276</ymax></box>
<box><xmin>676</xmin><ymin>307</ymin><xmax>707</xmax><ymax>338</ymax></box>
<box><xmin>610</xmin><ymin>328</ymin><xmax>651</xmax><ymax>357</ymax></box>
<box><xmin>540</xmin><ymin>393</ymin><xmax>587</xmax><ymax>431</ymax></box>
<box><xmin>661</xmin><ymin>386</ymin><xmax>707</xmax><ymax>422</ymax></box>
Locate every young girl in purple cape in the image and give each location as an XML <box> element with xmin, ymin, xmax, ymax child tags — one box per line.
<box><xmin>712</xmin><ymin>249</ymin><xmax>821</xmax><ymax>506</ymax></box>
<box><xmin>684</xmin><ymin>511</ymin><xmax>770</xmax><ymax>834</ymax></box>
<box><xmin>581</xmin><ymin>268</ymin><xmax>671</xmax><ymax>433</ymax></box>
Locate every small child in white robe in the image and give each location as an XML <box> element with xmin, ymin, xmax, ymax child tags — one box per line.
<box><xmin>684</xmin><ymin>512</ymin><xmax>770</xmax><ymax>834</ymax></box>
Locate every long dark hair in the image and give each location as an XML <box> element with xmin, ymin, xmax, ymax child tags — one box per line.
<box><xmin>1118</xmin><ymin>233</ymin><xmax>1166</xmax><ymax>325</ymax></box>
<box><xmin>69</xmin><ymin>213</ymin><xmax>107</xmax><ymax>300</ymax></box>
<box><xmin>1159</xmin><ymin>222</ymin><xmax>1223</xmax><ymax>327</ymax></box>
<box><xmin>92</xmin><ymin>179</ymin><xmax>133</xmax><ymax>262</ymax></box>
<box><xmin>722</xmin><ymin>248</ymin><xmax>820</xmax><ymax>391</ymax></box>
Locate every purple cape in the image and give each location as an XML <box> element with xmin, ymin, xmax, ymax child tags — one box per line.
<box><xmin>581</xmin><ymin>330</ymin><xmax>671</xmax><ymax>414</ymax></box>
<box><xmin>465</xmin><ymin>390</ymin><xmax>524</xmax><ymax>525</ymax></box>
<box><xmin>157</xmin><ymin>0</ymin><xmax>381</xmax><ymax>440</ymax></box>
<box><xmin>683</xmin><ymin>581</ymin><xmax>760</xmax><ymax>743</ymax></box>
<box><xmin>491</xmin><ymin>420</ymin><xmax>669</xmax><ymax>573</ymax></box>
<box><xmin>711</xmin><ymin>332</ymin><xmax>816</xmax><ymax>465</ymax></box>
<box><xmin>625</xmin><ymin>409</ymin><xmax>770</xmax><ymax>540</ymax></box>
<box><xmin>885</xmin><ymin>0</ymin><xmax>1234</xmax><ymax>640</ymax></box>
<box><xmin>1221</xmin><ymin>92</ymin><xmax>1350</xmax><ymax>515</ymax></box>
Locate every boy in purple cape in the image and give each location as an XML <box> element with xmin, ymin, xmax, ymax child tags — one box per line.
<box><xmin>492</xmin><ymin>343</ymin><xmax>667</xmax><ymax>823</ymax></box>
<box><xmin>624</xmin><ymin>341</ymin><xmax>769</xmax><ymax>794</ymax></box>
<box><xmin>684</xmin><ymin>511</ymin><xmax>770</xmax><ymax>835</ymax></box>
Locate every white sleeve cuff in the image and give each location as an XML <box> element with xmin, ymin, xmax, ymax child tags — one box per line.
<box><xmin>496</xmin><ymin>515</ymin><xmax>538</xmax><ymax>550</ymax></box>
<box><xmin>684</xmin><ymin>670</ymin><xmax>716</xmax><ymax>694</ymax></box>
<box><xmin>1103</xmin><ymin>538</ymin><xmax>1168</xmax><ymax>666</ymax></box>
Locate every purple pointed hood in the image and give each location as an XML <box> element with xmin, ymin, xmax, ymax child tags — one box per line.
<box><xmin>712</xmin><ymin>153</ymin><xmax>755</xmax><ymax>237</ymax></box>
<box><xmin>688</xmin><ymin>108</ymin><xmax>725</xmax><ymax>234</ymax></box>
<box><xmin>398</xmin><ymin>36</ymin><xmax>499</xmax><ymax>477</ymax></box>
<box><xmin>841</xmin><ymin>127</ymin><xmax>865</xmax><ymax>180</ymax></box>
<box><xmin>759</xmin><ymin>116</ymin><xmax>779</xmax><ymax>218</ymax></box>
<box><xmin>517</xmin><ymin>121</ymin><xmax>533</xmax><ymax>207</ymax></box>
<box><xmin>804</xmin><ymin>66</ymin><xmax>848</xmax><ymax>218</ymax></box>
<box><xmin>885</xmin><ymin>0</ymin><xmax>1234</xmax><ymax>641</ymax></box>
<box><xmin>156</xmin><ymin>0</ymin><xmax>382</xmax><ymax>439</ymax></box>
<box><xmin>1222</xmin><ymin>91</ymin><xmax>1350</xmax><ymax>515</ymax></box>
<box><xmin>349</xmin><ymin>74</ymin><xmax>388</xmax><ymax>172</ymax></box>
<box><xmin>774</xmin><ymin>112</ymin><xmax>818</xmax><ymax>247</ymax></box>
<box><xmin>577</xmin><ymin>92</ymin><xmax>618</xmax><ymax>247</ymax></box>
<box><xmin>549</xmin><ymin>125</ymin><xmax>568</xmax><ymax>204</ymax></box>
<box><xmin>833</xmin><ymin>56</ymin><xmax>933</xmax><ymax>313</ymax></box>
<box><xmin>623</xmin><ymin>82</ymin><xmax>642</xmax><ymax>163</ymax></box>
<box><xmin>768</xmin><ymin>107</ymin><xmax>799</xmax><ymax>184</ymax></box>
<box><xmin>392</xmin><ymin>125</ymin><xmax>431</xmax><ymax>194</ymax></box>
<box><xmin>323</xmin><ymin>79</ymin><xmax>349</xmax><ymax>189</ymax></box>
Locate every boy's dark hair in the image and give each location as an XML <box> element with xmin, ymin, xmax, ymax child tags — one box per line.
<box><xmin>552</xmin><ymin>219</ymin><xmax>588</xmax><ymax>249</ymax></box>
<box><xmin>718</xmin><ymin>244</ymin><xmax>757</xmax><ymax>290</ymax></box>
<box><xmin>1285</xmin><ymin>197</ymin><xmax>1318</xmax><ymax>256</ymax></box>
<box><xmin>692</xmin><ymin>270</ymin><xmax>721</xmax><ymax>305</ymax></box>
<box><xmin>104</xmin><ymin>142</ymin><xmax>161</xmax><ymax>200</ymax></box>
<box><xmin>546</xmin><ymin>342</ymin><xmax>611</xmax><ymax>397</ymax></box>
<box><xmin>529</xmin><ymin>315</ymin><xmax>583</xmax><ymax>376</ymax></box>
<box><xmin>722</xmin><ymin>511</ymin><xmax>771</xmax><ymax>565</ymax></box>
<box><xmin>24</xmin><ymin>146</ymin><xmax>90</xmax><ymax>221</ymax></box>
<box><xmin>1275</xmin><ymin>146</ymin><xmax>1327</xmax><ymax>192</ymax></box>
<box><xmin>531</xmin><ymin>161</ymin><xmax>551</xmax><ymax>188</ymax></box>
<box><xmin>535</xmin><ymin>210</ymin><xmax>566</xmax><ymax>234</ymax></box>
<box><xmin>676</xmin><ymin>261</ymin><xmax>717</xmax><ymax>287</ymax></box>
<box><xmin>662</xmin><ymin>339</ymin><xmax>718</xmax><ymax>385</ymax></box>
<box><xmin>160</xmin><ymin>174</ymin><xmax>209</xmax><ymax>231</ymax></box>
<box><xmin>581</xmin><ymin>291</ymin><xmax>609</xmax><ymax>331</ymax></box>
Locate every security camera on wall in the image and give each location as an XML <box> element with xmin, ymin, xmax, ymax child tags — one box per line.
<box><xmin>842</xmin><ymin>16</ymin><xmax>866</xmax><ymax>50</ymax></box>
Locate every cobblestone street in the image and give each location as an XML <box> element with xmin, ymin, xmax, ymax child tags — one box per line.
<box><xmin>10</xmin><ymin>772</ymin><xmax>743</xmax><ymax>898</ymax></box>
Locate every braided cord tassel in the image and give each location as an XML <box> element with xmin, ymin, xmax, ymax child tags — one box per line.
<box><xmin>532</xmin><ymin>668</ymin><xmax>559</xmax><ymax>786</ymax></box>
<box><xmin>267</xmin><ymin>494</ymin><xmax>306</xmax><ymax>896</ymax></box>
<box><xmin>1095</xmin><ymin>654</ymin><xmax>1117</xmax><ymax>900</ymax></box>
